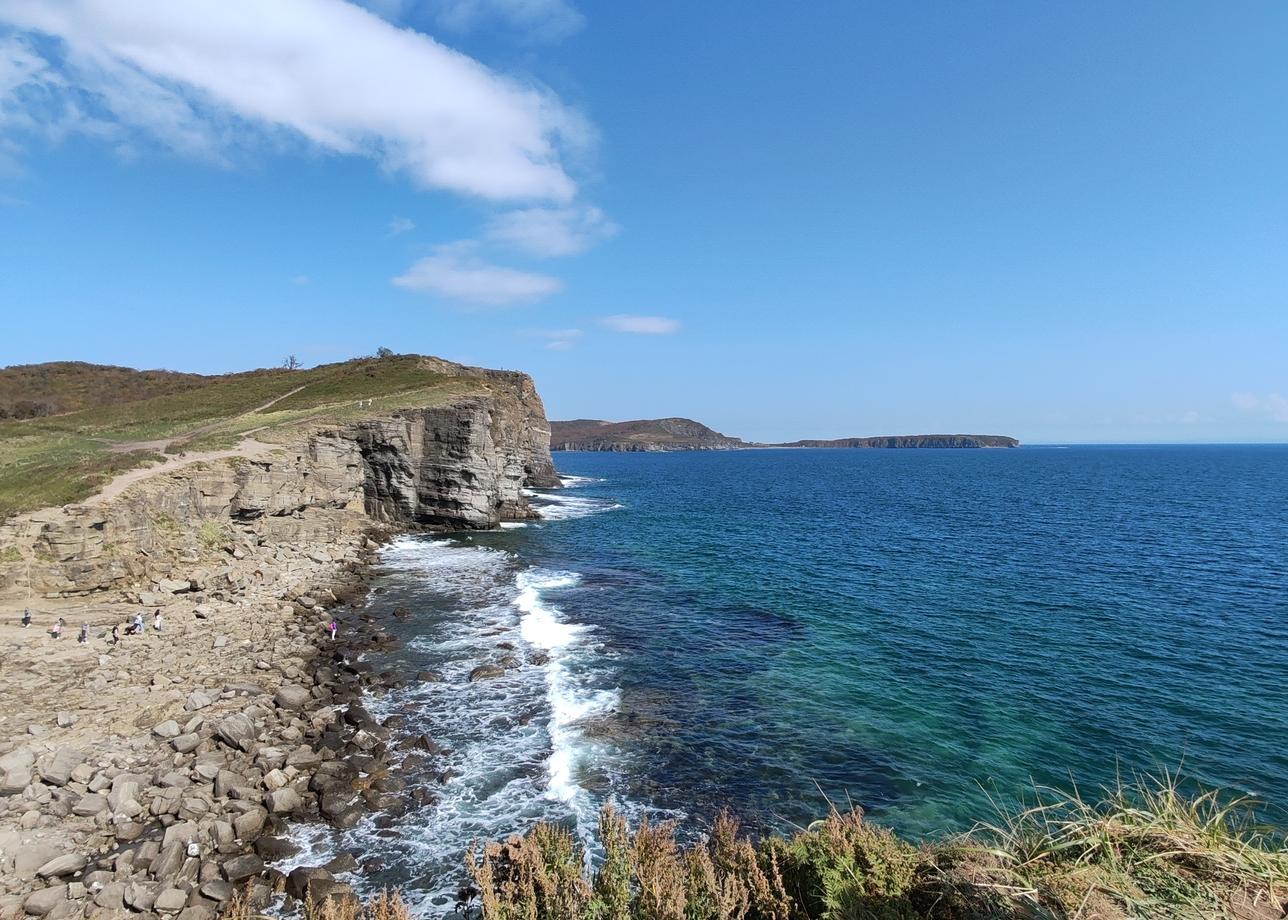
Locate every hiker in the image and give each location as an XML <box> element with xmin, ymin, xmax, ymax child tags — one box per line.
<box><xmin>328</xmin><ymin>618</ymin><xmax>338</xmax><ymax>640</ymax></box>
<box><xmin>130</xmin><ymin>611</ymin><xmax>144</xmax><ymax>635</ymax></box>
<box><xmin>153</xmin><ymin>610</ymin><xmax>164</xmax><ymax>632</ymax></box>
<box><xmin>51</xmin><ymin>618</ymin><xmax>64</xmax><ymax>640</ymax></box>
<box><xmin>22</xmin><ymin>608</ymin><xmax>31</xmax><ymax>629</ymax></box>
<box><xmin>78</xmin><ymin>623</ymin><xmax>89</xmax><ymax>644</ymax></box>
<box><xmin>110</xmin><ymin>625</ymin><xmax>120</xmax><ymax>645</ymax></box>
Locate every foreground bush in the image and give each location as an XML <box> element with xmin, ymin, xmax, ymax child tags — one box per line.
<box><xmin>466</xmin><ymin>771</ymin><xmax>1287</xmax><ymax>920</ymax></box>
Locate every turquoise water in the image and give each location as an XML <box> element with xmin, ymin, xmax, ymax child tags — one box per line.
<box><xmin>291</xmin><ymin>445</ymin><xmax>1288</xmax><ymax>911</ymax></box>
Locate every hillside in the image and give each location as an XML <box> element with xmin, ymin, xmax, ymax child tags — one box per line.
<box><xmin>0</xmin><ymin>354</ymin><xmax>526</xmax><ymax>520</ymax></box>
<box><xmin>551</xmin><ymin>418</ymin><xmax>1019</xmax><ymax>451</ymax></box>
<box><xmin>0</xmin><ymin>361</ymin><xmax>208</xmax><ymax>418</ymax></box>
<box><xmin>550</xmin><ymin>417</ymin><xmax>747</xmax><ymax>451</ymax></box>
<box><xmin>775</xmin><ymin>434</ymin><xmax>1020</xmax><ymax>448</ymax></box>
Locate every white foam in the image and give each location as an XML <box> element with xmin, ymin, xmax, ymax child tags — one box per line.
<box><xmin>499</xmin><ymin>522</ymin><xmax>528</xmax><ymax>529</ymax></box>
<box><xmin>532</xmin><ymin>490</ymin><xmax>624</xmax><ymax>521</ymax></box>
<box><xmin>558</xmin><ymin>474</ymin><xmax>604</xmax><ymax>488</ymax></box>
<box><xmin>513</xmin><ymin>568</ymin><xmax>619</xmax><ymax>807</ymax></box>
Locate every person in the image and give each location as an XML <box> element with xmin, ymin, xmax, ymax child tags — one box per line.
<box><xmin>328</xmin><ymin>618</ymin><xmax>338</xmax><ymax>640</ymax></box>
<box><xmin>110</xmin><ymin>624</ymin><xmax>120</xmax><ymax>645</ymax></box>
<box><xmin>51</xmin><ymin>617</ymin><xmax>64</xmax><ymax>639</ymax></box>
<box><xmin>22</xmin><ymin>608</ymin><xmax>32</xmax><ymax>629</ymax></box>
<box><xmin>153</xmin><ymin>610</ymin><xmax>164</xmax><ymax>632</ymax></box>
<box><xmin>130</xmin><ymin>611</ymin><xmax>144</xmax><ymax>635</ymax></box>
<box><xmin>78</xmin><ymin>623</ymin><xmax>89</xmax><ymax>644</ymax></box>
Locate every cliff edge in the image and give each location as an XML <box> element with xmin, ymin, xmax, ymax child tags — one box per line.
<box><xmin>0</xmin><ymin>355</ymin><xmax>558</xmax><ymax>600</ymax></box>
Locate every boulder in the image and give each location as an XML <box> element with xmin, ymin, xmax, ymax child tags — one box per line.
<box><xmin>154</xmin><ymin>887</ymin><xmax>188</xmax><ymax>913</ymax></box>
<box><xmin>221</xmin><ymin>853</ymin><xmax>264</xmax><ymax>882</ymax></box>
<box><xmin>286</xmin><ymin>866</ymin><xmax>334</xmax><ymax>902</ymax></box>
<box><xmin>273</xmin><ymin>685</ymin><xmax>311</xmax><ymax>710</ymax></box>
<box><xmin>40</xmin><ymin>748</ymin><xmax>86</xmax><ymax>787</ymax></box>
<box><xmin>153</xmin><ymin>720</ymin><xmax>182</xmax><ymax>739</ymax></box>
<box><xmin>215</xmin><ymin>714</ymin><xmax>257</xmax><ymax>752</ymax></box>
<box><xmin>265</xmin><ymin>787</ymin><xmax>301</xmax><ymax>814</ymax></box>
<box><xmin>468</xmin><ymin>663</ymin><xmax>506</xmax><ymax>682</ymax></box>
<box><xmin>171</xmin><ymin>733</ymin><xmax>202</xmax><ymax>754</ymax></box>
<box><xmin>22</xmin><ymin>885</ymin><xmax>67</xmax><ymax>917</ymax></box>
<box><xmin>35</xmin><ymin>854</ymin><xmax>86</xmax><ymax>879</ymax></box>
<box><xmin>72</xmin><ymin>794</ymin><xmax>108</xmax><ymax>817</ymax></box>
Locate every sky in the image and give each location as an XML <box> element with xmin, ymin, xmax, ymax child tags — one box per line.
<box><xmin>1</xmin><ymin>1</ymin><xmax>1287</xmax><ymax>444</ymax></box>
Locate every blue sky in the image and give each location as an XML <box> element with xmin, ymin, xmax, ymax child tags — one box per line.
<box><xmin>2</xmin><ymin>1</ymin><xmax>1286</xmax><ymax>443</ymax></box>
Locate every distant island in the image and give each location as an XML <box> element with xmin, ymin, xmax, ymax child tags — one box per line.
<box><xmin>550</xmin><ymin>418</ymin><xmax>1019</xmax><ymax>451</ymax></box>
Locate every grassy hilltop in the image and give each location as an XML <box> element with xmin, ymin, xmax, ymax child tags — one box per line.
<box><xmin>0</xmin><ymin>355</ymin><xmax>489</xmax><ymax>520</ymax></box>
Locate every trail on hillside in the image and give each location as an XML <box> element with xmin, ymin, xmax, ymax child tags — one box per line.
<box><xmin>105</xmin><ymin>383</ymin><xmax>309</xmax><ymax>454</ymax></box>
<box><xmin>85</xmin><ymin>437</ymin><xmax>279</xmax><ymax>506</ymax></box>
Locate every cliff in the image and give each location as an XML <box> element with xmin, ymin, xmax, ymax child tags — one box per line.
<box><xmin>550</xmin><ymin>417</ymin><xmax>747</xmax><ymax>451</ymax></box>
<box><xmin>0</xmin><ymin>355</ymin><xmax>558</xmax><ymax>600</ymax></box>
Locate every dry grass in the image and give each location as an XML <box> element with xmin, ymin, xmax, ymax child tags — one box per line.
<box><xmin>464</xmin><ymin>771</ymin><xmax>1286</xmax><ymax>920</ymax></box>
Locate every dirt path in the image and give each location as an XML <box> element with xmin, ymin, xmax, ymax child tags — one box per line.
<box><xmin>85</xmin><ymin>436</ymin><xmax>279</xmax><ymax>506</ymax></box>
<box><xmin>105</xmin><ymin>383</ymin><xmax>309</xmax><ymax>454</ymax></box>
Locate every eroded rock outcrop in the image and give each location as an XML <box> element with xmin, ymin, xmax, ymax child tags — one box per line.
<box><xmin>0</xmin><ymin>367</ymin><xmax>557</xmax><ymax>600</ymax></box>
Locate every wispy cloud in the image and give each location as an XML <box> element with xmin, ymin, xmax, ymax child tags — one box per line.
<box><xmin>292</xmin><ymin>274</ymin><xmax>311</xmax><ymax>285</ymax></box>
<box><xmin>487</xmin><ymin>204</ymin><xmax>616</xmax><ymax>258</ymax></box>
<box><xmin>427</xmin><ymin>0</ymin><xmax>584</xmax><ymax>41</ymax></box>
<box><xmin>600</xmin><ymin>314</ymin><xmax>680</xmax><ymax>335</ymax></box>
<box><xmin>388</xmin><ymin>216</ymin><xmax>415</xmax><ymax>236</ymax></box>
<box><xmin>522</xmin><ymin>327</ymin><xmax>583</xmax><ymax>350</ymax></box>
<box><xmin>0</xmin><ymin>0</ymin><xmax>589</xmax><ymax>201</ymax></box>
<box><xmin>1232</xmin><ymin>392</ymin><xmax>1288</xmax><ymax>423</ymax></box>
<box><xmin>393</xmin><ymin>241</ymin><xmax>562</xmax><ymax>306</ymax></box>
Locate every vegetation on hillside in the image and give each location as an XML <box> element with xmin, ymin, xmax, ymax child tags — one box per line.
<box><xmin>0</xmin><ymin>361</ymin><xmax>207</xmax><ymax>418</ymax></box>
<box><xmin>460</xmin><ymin>771</ymin><xmax>1283</xmax><ymax>920</ymax></box>
<box><xmin>0</xmin><ymin>354</ymin><xmax>488</xmax><ymax>519</ymax></box>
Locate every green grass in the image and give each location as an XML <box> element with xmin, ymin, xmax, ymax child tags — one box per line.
<box><xmin>463</xmin><ymin>771</ymin><xmax>1286</xmax><ymax>920</ymax></box>
<box><xmin>0</xmin><ymin>355</ymin><xmax>490</xmax><ymax>520</ymax></box>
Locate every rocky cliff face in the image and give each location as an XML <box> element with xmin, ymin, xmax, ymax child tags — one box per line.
<box><xmin>0</xmin><ymin>374</ymin><xmax>557</xmax><ymax>600</ymax></box>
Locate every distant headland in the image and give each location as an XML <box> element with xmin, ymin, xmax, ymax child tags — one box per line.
<box><xmin>550</xmin><ymin>417</ymin><xmax>1019</xmax><ymax>451</ymax></box>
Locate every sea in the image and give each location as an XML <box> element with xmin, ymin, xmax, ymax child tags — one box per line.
<box><xmin>284</xmin><ymin>445</ymin><xmax>1288</xmax><ymax>914</ymax></box>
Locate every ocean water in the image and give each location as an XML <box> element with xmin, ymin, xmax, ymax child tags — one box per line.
<box><xmin>289</xmin><ymin>446</ymin><xmax>1288</xmax><ymax>914</ymax></box>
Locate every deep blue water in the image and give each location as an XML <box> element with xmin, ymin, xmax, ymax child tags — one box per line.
<box><xmin>289</xmin><ymin>446</ymin><xmax>1288</xmax><ymax>912</ymax></box>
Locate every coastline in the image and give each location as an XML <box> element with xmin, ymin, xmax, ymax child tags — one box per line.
<box><xmin>0</xmin><ymin>518</ymin><xmax>419</xmax><ymax>916</ymax></box>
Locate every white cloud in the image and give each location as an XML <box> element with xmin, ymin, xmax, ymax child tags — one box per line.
<box><xmin>600</xmin><ymin>314</ymin><xmax>680</xmax><ymax>335</ymax></box>
<box><xmin>0</xmin><ymin>0</ymin><xmax>589</xmax><ymax>201</ymax></box>
<box><xmin>430</xmin><ymin>0</ymin><xmax>584</xmax><ymax>41</ymax></box>
<box><xmin>521</xmin><ymin>327</ymin><xmax>582</xmax><ymax>350</ymax></box>
<box><xmin>1232</xmin><ymin>392</ymin><xmax>1288</xmax><ymax>423</ymax></box>
<box><xmin>487</xmin><ymin>204</ymin><xmax>616</xmax><ymax>257</ymax></box>
<box><xmin>388</xmin><ymin>216</ymin><xmax>416</xmax><ymax>236</ymax></box>
<box><xmin>393</xmin><ymin>241</ymin><xmax>562</xmax><ymax>306</ymax></box>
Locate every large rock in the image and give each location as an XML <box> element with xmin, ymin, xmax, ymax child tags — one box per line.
<box><xmin>22</xmin><ymin>885</ymin><xmax>67</xmax><ymax>916</ymax></box>
<box><xmin>35</xmin><ymin>853</ymin><xmax>86</xmax><ymax>879</ymax></box>
<box><xmin>265</xmin><ymin>787</ymin><xmax>302</xmax><ymax>814</ymax></box>
<box><xmin>221</xmin><ymin>853</ymin><xmax>264</xmax><ymax>882</ymax></box>
<box><xmin>273</xmin><ymin>685</ymin><xmax>311</xmax><ymax>710</ymax></box>
<box><xmin>40</xmin><ymin>748</ymin><xmax>85</xmax><ymax>786</ymax></box>
<box><xmin>215</xmin><ymin>714</ymin><xmax>257</xmax><ymax>752</ymax></box>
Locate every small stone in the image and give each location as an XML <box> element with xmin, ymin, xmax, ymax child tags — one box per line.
<box><xmin>153</xmin><ymin>720</ymin><xmax>182</xmax><ymax>739</ymax></box>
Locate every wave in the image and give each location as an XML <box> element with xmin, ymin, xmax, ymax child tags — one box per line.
<box><xmin>532</xmin><ymin>490</ymin><xmax>624</xmax><ymax>521</ymax></box>
<box><xmin>515</xmin><ymin>570</ymin><xmax>619</xmax><ymax>810</ymax></box>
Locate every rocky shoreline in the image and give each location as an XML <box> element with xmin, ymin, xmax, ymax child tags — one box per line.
<box><xmin>0</xmin><ymin>366</ymin><xmax>563</xmax><ymax>918</ymax></box>
<box><xmin>0</xmin><ymin>521</ymin><xmax>439</xmax><ymax>918</ymax></box>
